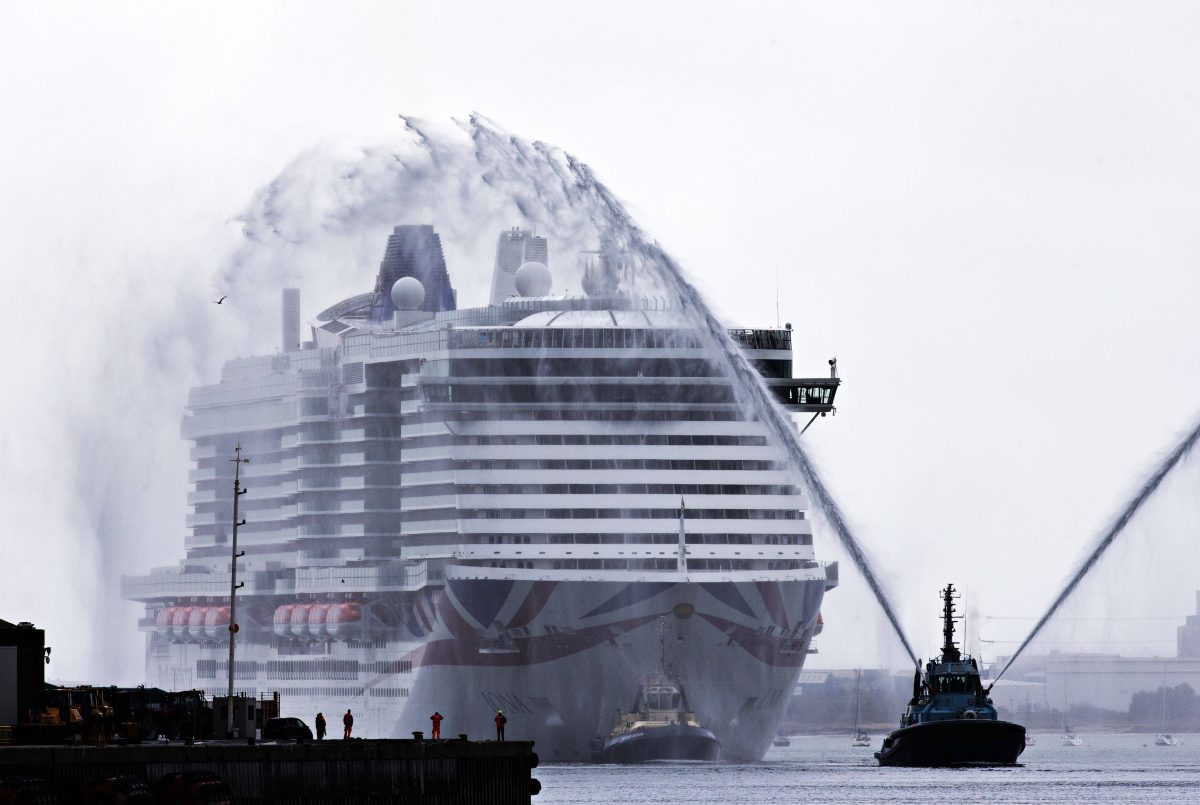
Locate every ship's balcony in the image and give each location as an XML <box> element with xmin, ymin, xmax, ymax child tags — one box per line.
<box><xmin>766</xmin><ymin>377</ymin><xmax>840</xmax><ymax>413</ymax></box>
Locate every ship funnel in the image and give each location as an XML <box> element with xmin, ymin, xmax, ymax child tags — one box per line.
<box><xmin>282</xmin><ymin>288</ymin><xmax>300</xmax><ymax>352</ymax></box>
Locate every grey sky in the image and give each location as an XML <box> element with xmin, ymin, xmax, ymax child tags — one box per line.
<box><xmin>2</xmin><ymin>1</ymin><xmax>1200</xmax><ymax>681</ymax></box>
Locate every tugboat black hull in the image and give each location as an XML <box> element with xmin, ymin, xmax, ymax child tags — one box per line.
<box><xmin>593</xmin><ymin>724</ymin><xmax>720</xmax><ymax>764</ymax></box>
<box><xmin>875</xmin><ymin>719</ymin><xmax>1026</xmax><ymax>767</ymax></box>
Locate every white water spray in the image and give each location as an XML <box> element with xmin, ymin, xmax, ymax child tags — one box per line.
<box><xmin>218</xmin><ymin>114</ymin><xmax>920</xmax><ymax>666</ymax></box>
<box><xmin>992</xmin><ymin>412</ymin><xmax>1200</xmax><ymax>685</ymax></box>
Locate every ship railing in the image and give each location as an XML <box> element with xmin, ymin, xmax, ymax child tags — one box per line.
<box><xmin>443</xmin><ymin>563</ymin><xmax>833</xmax><ymax>584</ymax></box>
<box><xmin>445</xmin><ymin>544</ymin><xmax>817</xmax><ymax>562</ymax></box>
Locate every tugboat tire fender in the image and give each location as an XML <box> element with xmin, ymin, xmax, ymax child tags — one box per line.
<box><xmin>963</xmin><ymin>709</ymin><xmax>978</xmax><ymax>719</ymax></box>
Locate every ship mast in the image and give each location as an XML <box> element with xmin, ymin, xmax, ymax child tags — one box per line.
<box><xmin>227</xmin><ymin>444</ymin><xmax>249</xmax><ymax>737</ymax></box>
<box><xmin>941</xmin><ymin>584</ymin><xmax>961</xmax><ymax>662</ymax></box>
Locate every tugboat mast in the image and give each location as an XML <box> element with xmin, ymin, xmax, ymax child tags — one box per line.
<box><xmin>941</xmin><ymin>584</ymin><xmax>961</xmax><ymax>662</ymax></box>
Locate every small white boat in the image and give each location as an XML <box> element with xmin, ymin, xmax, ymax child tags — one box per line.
<box><xmin>850</xmin><ymin>670</ymin><xmax>870</xmax><ymax>746</ymax></box>
<box><xmin>1155</xmin><ymin>733</ymin><xmax>1179</xmax><ymax>747</ymax></box>
<box><xmin>1024</xmin><ymin>734</ymin><xmax>1035</xmax><ymax>746</ymax></box>
<box><xmin>772</xmin><ymin>733</ymin><xmax>791</xmax><ymax>748</ymax></box>
<box><xmin>1061</xmin><ymin>734</ymin><xmax>1082</xmax><ymax>746</ymax></box>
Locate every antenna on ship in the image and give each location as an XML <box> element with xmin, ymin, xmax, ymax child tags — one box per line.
<box><xmin>775</xmin><ymin>267</ymin><xmax>781</xmax><ymax>329</ymax></box>
<box><xmin>677</xmin><ymin>498</ymin><xmax>687</xmax><ymax>574</ymax></box>
<box><xmin>657</xmin><ymin>616</ymin><xmax>670</xmax><ymax>677</ymax></box>
<box><xmin>227</xmin><ymin>444</ymin><xmax>249</xmax><ymax>738</ymax></box>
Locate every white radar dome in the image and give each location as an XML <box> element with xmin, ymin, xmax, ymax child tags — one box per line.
<box><xmin>514</xmin><ymin>261</ymin><xmax>552</xmax><ymax>297</ymax></box>
<box><xmin>390</xmin><ymin>276</ymin><xmax>426</xmax><ymax>310</ymax></box>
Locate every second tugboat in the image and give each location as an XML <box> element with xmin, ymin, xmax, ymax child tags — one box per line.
<box><xmin>875</xmin><ymin>585</ymin><xmax>1026</xmax><ymax>767</ymax></box>
<box><xmin>591</xmin><ymin>618</ymin><xmax>720</xmax><ymax>763</ymax></box>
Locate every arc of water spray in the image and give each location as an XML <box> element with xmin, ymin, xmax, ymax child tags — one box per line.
<box><xmin>991</xmin><ymin>414</ymin><xmax>1200</xmax><ymax>686</ymax></box>
<box><xmin>543</xmin><ymin>149</ymin><xmax>920</xmax><ymax>667</ymax></box>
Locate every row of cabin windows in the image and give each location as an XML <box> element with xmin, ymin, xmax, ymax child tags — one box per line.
<box><xmin>283</xmin><ymin>457</ymin><xmax>781</xmax><ymax>482</ymax></box>
<box><xmin>421</xmin><ymin>382</ymin><xmax>735</xmax><ymax>405</ymax></box>
<box><xmin>485</xmin><ymin>533</ymin><xmax>809</xmax><ymax>545</ymax></box>
<box><xmin>444</xmin><ymin>357</ymin><xmax>722</xmax><ymax>378</ymax></box>
<box><xmin>479</xmin><ymin>558</ymin><xmax>806</xmax><ymax>571</ymax></box>
<box><xmin>457</xmin><ymin>459</ymin><xmax>778</xmax><ymax>471</ymax></box>
<box><xmin>447</xmin><ymin>328</ymin><xmax>705</xmax><ymax>351</ymax></box>
<box><xmin>456</xmin><ymin>434</ymin><xmax>768</xmax><ymax>447</ymax></box>
<box><xmin>467</xmin><ymin>508</ymin><xmax>801</xmax><ymax>520</ymax></box>
<box><xmin>401</xmin><ymin>408</ymin><xmax>749</xmax><ymax>423</ymax></box>
<box><xmin>466</xmin><ymin>483</ymin><xmax>798</xmax><ymax>496</ymax></box>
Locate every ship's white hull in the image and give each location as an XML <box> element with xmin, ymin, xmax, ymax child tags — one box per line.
<box><xmin>157</xmin><ymin>576</ymin><xmax>827</xmax><ymax>762</ymax></box>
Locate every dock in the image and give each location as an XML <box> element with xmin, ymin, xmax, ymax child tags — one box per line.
<box><xmin>0</xmin><ymin>738</ymin><xmax>541</xmax><ymax>804</ymax></box>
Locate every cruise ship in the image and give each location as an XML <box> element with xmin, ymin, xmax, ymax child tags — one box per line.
<box><xmin>123</xmin><ymin>225</ymin><xmax>840</xmax><ymax>761</ymax></box>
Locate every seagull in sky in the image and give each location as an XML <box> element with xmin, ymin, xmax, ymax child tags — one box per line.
<box><xmin>213</xmin><ymin>295</ymin><xmax>227</xmax><ymax>305</ymax></box>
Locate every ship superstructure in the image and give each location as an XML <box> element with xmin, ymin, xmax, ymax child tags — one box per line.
<box><xmin>123</xmin><ymin>228</ymin><xmax>840</xmax><ymax>760</ymax></box>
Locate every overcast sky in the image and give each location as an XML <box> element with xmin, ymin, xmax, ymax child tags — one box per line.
<box><xmin>3</xmin><ymin>1</ymin><xmax>1200</xmax><ymax>681</ymax></box>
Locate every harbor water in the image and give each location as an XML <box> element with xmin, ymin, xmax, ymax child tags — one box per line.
<box><xmin>537</xmin><ymin>733</ymin><xmax>1200</xmax><ymax>803</ymax></box>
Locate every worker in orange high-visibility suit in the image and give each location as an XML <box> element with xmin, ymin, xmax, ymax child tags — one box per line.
<box><xmin>430</xmin><ymin>711</ymin><xmax>443</xmax><ymax>740</ymax></box>
<box><xmin>343</xmin><ymin>709</ymin><xmax>354</xmax><ymax>739</ymax></box>
<box><xmin>495</xmin><ymin>709</ymin><xmax>507</xmax><ymax>741</ymax></box>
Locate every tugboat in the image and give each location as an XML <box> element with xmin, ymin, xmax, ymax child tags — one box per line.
<box><xmin>772</xmin><ymin>733</ymin><xmax>791</xmax><ymax>748</ymax></box>
<box><xmin>591</xmin><ymin>618</ymin><xmax>721</xmax><ymax>763</ymax></box>
<box><xmin>875</xmin><ymin>585</ymin><xmax>1026</xmax><ymax>767</ymax></box>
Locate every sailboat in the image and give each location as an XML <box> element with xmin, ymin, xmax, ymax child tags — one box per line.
<box><xmin>1060</xmin><ymin>683</ymin><xmax>1081</xmax><ymax>746</ymax></box>
<box><xmin>1060</xmin><ymin>712</ymin><xmax>1081</xmax><ymax>747</ymax></box>
<box><xmin>1155</xmin><ymin>681</ymin><xmax>1179</xmax><ymax>746</ymax></box>
<box><xmin>851</xmin><ymin>669</ymin><xmax>871</xmax><ymax>747</ymax></box>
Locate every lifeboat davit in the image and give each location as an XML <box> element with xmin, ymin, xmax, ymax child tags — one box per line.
<box><xmin>290</xmin><ymin>604</ymin><xmax>313</xmax><ymax>639</ymax></box>
<box><xmin>273</xmin><ymin>604</ymin><xmax>296</xmax><ymax>639</ymax></box>
<box><xmin>308</xmin><ymin>604</ymin><xmax>329</xmax><ymax>639</ymax></box>
<box><xmin>171</xmin><ymin>607</ymin><xmax>193</xmax><ymax>641</ymax></box>
<box><xmin>205</xmin><ymin>606</ymin><xmax>230</xmax><ymax>641</ymax></box>
<box><xmin>187</xmin><ymin>607</ymin><xmax>209</xmax><ymax>641</ymax></box>
<box><xmin>326</xmin><ymin>603</ymin><xmax>362</xmax><ymax>639</ymax></box>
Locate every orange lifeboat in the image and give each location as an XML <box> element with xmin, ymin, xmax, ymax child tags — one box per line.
<box><xmin>155</xmin><ymin>607</ymin><xmax>175</xmax><ymax>635</ymax></box>
<box><xmin>308</xmin><ymin>604</ymin><xmax>330</xmax><ymax>639</ymax></box>
<box><xmin>326</xmin><ymin>603</ymin><xmax>362</xmax><ymax>639</ymax></box>
<box><xmin>273</xmin><ymin>604</ymin><xmax>296</xmax><ymax>639</ymax></box>
<box><xmin>205</xmin><ymin>606</ymin><xmax>230</xmax><ymax>641</ymax></box>
<box><xmin>171</xmin><ymin>607</ymin><xmax>193</xmax><ymax>641</ymax></box>
<box><xmin>187</xmin><ymin>608</ymin><xmax>208</xmax><ymax>641</ymax></box>
<box><xmin>290</xmin><ymin>604</ymin><xmax>313</xmax><ymax>639</ymax></box>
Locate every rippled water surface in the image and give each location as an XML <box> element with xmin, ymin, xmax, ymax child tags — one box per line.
<box><xmin>535</xmin><ymin>733</ymin><xmax>1200</xmax><ymax>803</ymax></box>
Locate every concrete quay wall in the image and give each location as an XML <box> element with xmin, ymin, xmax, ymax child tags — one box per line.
<box><xmin>0</xmin><ymin>739</ymin><xmax>540</xmax><ymax>804</ymax></box>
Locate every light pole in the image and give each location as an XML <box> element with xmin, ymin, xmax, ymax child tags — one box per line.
<box><xmin>227</xmin><ymin>444</ymin><xmax>249</xmax><ymax>737</ymax></box>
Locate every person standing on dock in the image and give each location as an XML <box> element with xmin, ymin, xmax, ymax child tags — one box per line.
<box><xmin>495</xmin><ymin>709</ymin><xmax>507</xmax><ymax>741</ymax></box>
<box><xmin>430</xmin><ymin>711</ymin><xmax>443</xmax><ymax>740</ymax></box>
<box><xmin>343</xmin><ymin>709</ymin><xmax>354</xmax><ymax>739</ymax></box>
<box><xmin>315</xmin><ymin>712</ymin><xmax>326</xmax><ymax>740</ymax></box>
